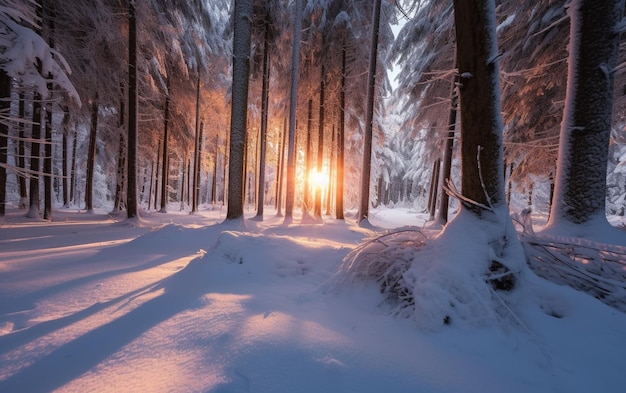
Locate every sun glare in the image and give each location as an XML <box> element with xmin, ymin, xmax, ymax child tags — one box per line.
<box><xmin>308</xmin><ymin>170</ymin><xmax>328</xmax><ymax>191</ymax></box>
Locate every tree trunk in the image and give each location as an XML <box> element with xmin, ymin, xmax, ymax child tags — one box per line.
<box><xmin>126</xmin><ymin>0</ymin><xmax>139</xmax><ymax>219</ymax></box>
<box><xmin>453</xmin><ymin>0</ymin><xmax>506</xmax><ymax>214</ymax></box>
<box><xmin>357</xmin><ymin>0</ymin><xmax>382</xmax><ymax>225</ymax></box>
<box><xmin>336</xmin><ymin>41</ymin><xmax>346</xmax><ymax>220</ymax></box>
<box><xmin>85</xmin><ymin>97</ymin><xmax>98</xmax><ymax>212</ymax></box>
<box><xmin>112</xmin><ymin>85</ymin><xmax>126</xmax><ymax>214</ymax></box>
<box><xmin>435</xmin><ymin>73</ymin><xmax>459</xmax><ymax>224</ymax></box>
<box><xmin>303</xmin><ymin>98</ymin><xmax>313</xmax><ymax>216</ymax></box>
<box><xmin>195</xmin><ymin>122</ymin><xmax>204</xmax><ymax>210</ymax></box>
<box><xmin>70</xmin><ymin>126</ymin><xmax>77</xmax><ymax>204</ymax></box>
<box><xmin>548</xmin><ymin>0</ymin><xmax>625</xmax><ymax>228</ymax></box>
<box><xmin>314</xmin><ymin>62</ymin><xmax>326</xmax><ymax>220</ymax></box>
<box><xmin>17</xmin><ymin>92</ymin><xmax>28</xmax><ymax>208</ymax></box>
<box><xmin>428</xmin><ymin>159</ymin><xmax>440</xmax><ymax>221</ymax></box>
<box><xmin>284</xmin><ymin>0</ymin><xmax>303</xmax><ymax>223</ymax></box>
<box><xmin>255</xmin><ymin>19</ymin><xmax>271</xmax><ymax>220</ymax></box>
<box><xmin>159</xmin><ymin>88</ymin><xmax>170</xmax><ymax>213</ymax></box>
<box><xmin>61</xmin><ymin>106</ymin><xmax>70</xmax><ymax>208</ymax></box>
<box><xmin>0</xmin><ymin>71</ymin><xmax>9</xmax><ymax>217</ymax></box>
<box><xmin>154</xmin><ymin>140</ymin><xmax>161</xmax><ymax>210</ymax></box>
<box><xmin>27</xmin><ymin>89</ymin><xmax>42</xmax><ymax>219</ymax></box>
<box><xmin>276</xmin><ymin>117</ymin><xmax>286</xmax><ymax>216</ymax></box>
<box><xmin>226</xmin><ymin>0</ymin><xmax>253</xmax><ymax>220</ymax></box>
<box><xmin>43</xmin><ymin>90</ymin><xmax>53</xmax><ymax>219</ymax></box>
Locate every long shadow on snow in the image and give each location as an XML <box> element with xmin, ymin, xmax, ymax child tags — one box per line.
<box><xmin>0</xmin><ymin>224</ymin><xmax>210</xmax><ymax>318</ymax></box>
<box><xmin>0</xmin><ymin>254</ymin><xmax>209</xmax><ymax>392</ymax></box>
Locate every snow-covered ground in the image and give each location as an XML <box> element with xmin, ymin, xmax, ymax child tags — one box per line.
<box><xmin>1</xmin><ymin>206</ymin><xmax>625</xmax><ymax>393</ymax></box>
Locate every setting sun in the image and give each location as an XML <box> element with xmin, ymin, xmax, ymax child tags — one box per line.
<box><xmin>308</xmin><ymin>170</ymin><xmax>328</xmax><ymax>191</ymax></box>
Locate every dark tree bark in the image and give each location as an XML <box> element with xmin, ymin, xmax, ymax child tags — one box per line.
<box><xmin>548</xmin><ymin>0</ymin><xmax>625</xmax><ymax>227</ymax></box>
<box><xmin>126</xmin><ymin>0</ymin><xmax>139</xmax><ymax>219</ymax></box>
<box><xmin>0</xmin><ymin>71</ymin><xmax>9</xmax><ymax>217</ymax></box>
<box><xmin>303</xmin><ymin>98</ymin><xmax>313</xmax><ymax>216</ymax></box>
<box><xmin>335</xmin><ymin>41</ymin><xmax>346</xmax><ymax>220</ymax></box>
<box><xmin>61</xmin><ymin>106</ymin><xmax>70</xmax><ymax>208</ymax></box>
<box><xmin>26</xmin><ymin>89</ymin><xmax>42</xmax><ymax>219</ymax></box>
<box><xmin>357</xmin><ymin>0</ymin><xmax>382</xmax><ymax>225</ymax></box>
<box><xmin>276</xmin><ymin>117</ymin><xmax>286</xmax><ymax>216</ymax></box>
<box><xmin>453</xmin><ymin>0</ymin><xmax>506</xmax><ymax>214</ymax></box>
<box><xmin>435</xmin><ymin>73</ymin><xmax>459</xmax><ymax>224</ymax></box>
<box><xmin>314</xmin><ymin>63</ymin><xmax>326</xmax><ymax>220</ymax></box>
<box><xmin>226</xmin><ymin>0</ymin><xmax>254</xmax><ymax>220</ymax></box>
<box><xmin>191</xmin><ymin>74</ymin><xmax>201</xmax><ymax>214</ymax></box>
<box><xmin>43</xmin><ymin>91</ymin><xmax>52</xmax><ymax>219</ymax></box>
<box><xmin>153</xmin><ymin>141</ymin><xmax>161</xmax><ymax>210</ymax></box>
<box><xmin>284</xmin><ymin>0</ymin><xmax>303</xmax><ymax>223</ymax></box>
<box><xmin>70</xmin><ymin>127</ymin><xmax>77</xmax><ymax>204</ymax></box>
<box><xmin>85</xmin><ymin>96</ymin><xmax>98</xmax><ymax>212</ymax></box>
<box><xmin>255</xmin><ymin>18</ymin><xmax>271</xmax><ymax>220</ymax></box>
<box><xmin>17</xmin><ymin>92</ymin><xmax>27</xmax><ymax>208</ymax></box>
<box><xmin>112</xmin><ymin>85</ymin><xmax>126</xmax><ymax>214</ymax></box>
<box><xmin>159</xmin><ymin>87</ymin><xmax>170</xmax><ymax>213</ymax></box>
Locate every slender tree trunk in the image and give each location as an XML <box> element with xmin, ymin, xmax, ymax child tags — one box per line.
<box><xmin>357</xmin><ymin>0</ymin><xmax>382</xmax><ymax>225</ymax></box>
<box><xmin>196</xmin><ymin>122</ymin><xmax>204</xmax><ymax>210</ymax></box>
<box><xmin>212</xmin><ymin>147</ymin><xmax>218</xmax><ymax>204</ymax></box>
<box><xmin>27</xmin><ymin>88</ymin><xmax>42</xmax><ymax>218</ymax></box>
<box><xmin>276</xmin><ymin>117</ymin><xmax>286</xmax><ymax>216</ymax></box>
<box><xmin>43</xmin><ymin>90</ymin><xmax>53</xmax><ymax>219</ymax></box>
<box><xmin>326</xmin><ymin>124</ymin><xmax>335</xmax><ymax>216</ymax></box>
<box><xmin>126</xmin><ymin>0</ymin><xmax>139</xmax><ymax>219</ymax></box>
<box><xmin>254</xmin><ymin>20</ymin><xmax>271</xmax><ymax>220</ymax></box>
<box><xmin>314</xmin><ymin>62</ymin><xmax>326</xmax><ymax>220</ymax></box>
<box><xmin>112</xmin><ymin>84</ymin><xmax>126</xmax><ymax>213</ymax></box>
<box><xmin>336</xmin><ymin>42</ymin><xmax>346</xmax><ymax>220</ymax></box>
<box><xmin>17</xmin><ymin>92</ymin><xmax>27</xmax><ymax>208</ymax></box>
<box><xmin>284</xmin><ymin>0</ymin><xmax>303</xmax><ymax>223</ymax></box>
<box><xmin>435</xmin><ymin>73</ymin><xmax>459</xmax><ymax>224</ymax></box>
<box><xmin>43</xmin><ymin>2</ymin><xmax>55</xmax><ymax>220</ymax></box>
<box><xmin>61</xmin><ymin>106</ymin><xmax>70</xmax><ymax>208</ymax></box>
<box><xmin>428</xmin><ymin>159</ymin><xmax>440</xmax><ymax>220</ymax></box>
<box><xmin>303</xmin><ymin>98</ymin><xmax>313</xmax><ymax>216</ymax></box>
<box><xmin>70</xmin><ymin>126</ymin><xmax>77</xmax><ymax>204</ymax></box>
<box><xmin>159</xmin><ymin>87</ymin><xmax>170</xmax><ymax>213</ymax></box>
<box><xmin>85</xmin><ymin>96</ymin><xmax>98</xmax><ymax>212</ymax></box>
<box><xmin>506</xmin><ymin>162</ymin><xmax>514</xmax><ymax>205</ymax></box>
<box><xmin>548</xmin><ymin>0</ymin><xmax>625</xmax><ymax>228</ymax></box>
<box><xmin>0</xmin><ymin>71</ymin><xmax>9</xmax><ymax>217</ymax></box>
<box><xmin>154</xmin><ymin>141</ymin><xmax>161</xmax><ymax>210</ymax></box>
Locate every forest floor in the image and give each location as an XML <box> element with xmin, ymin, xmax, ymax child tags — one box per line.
<box><xmin>0</xmin><ymin>205</ymin><xmax>625</xmax><ymax>392</ymax></box>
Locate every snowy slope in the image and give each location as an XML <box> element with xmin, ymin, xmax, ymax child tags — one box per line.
<box><xmin>1</xmin><ymin>207</ymin><xmax>625</xmax><ymax>393</ymax></box>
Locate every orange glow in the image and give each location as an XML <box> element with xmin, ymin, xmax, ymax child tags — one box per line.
<box><xmin>308</xmin><ymin>170</ymin><xmax>328</xmax><ymax>191</ymax></box>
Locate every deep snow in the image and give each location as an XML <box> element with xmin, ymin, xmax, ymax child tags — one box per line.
<box><xmin>1</xmin><ymin>206</ymin><xmax>625</xmax><ymax>393</ymax></box>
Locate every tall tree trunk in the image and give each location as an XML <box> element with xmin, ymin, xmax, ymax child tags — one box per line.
<box><xmin>336</xmin><ymin>41</ymin><xmax>346</xmax><ymax>220</ymax></box>
<box><xmin>453</xmin><ymin>0</ymin><xmax>506</xmax><ymax>214</ymax></box>
<box><xmin>191</xmin><ymin>74</ymin><xmax>201</xmax><ymax>214</ymax></box>
<box><xmin>154</xmin><ymin>141</ymin><xmax>161</xmax><ymax>210</ymax></box>
<box><xmin>314</xmin><ymin>62</ymin><xmax>326</xmax><ymax>220</ymax></box>
<box><xmin>212</xmin><ymin>144</ymin><xmax>218</xmax><ymax>204</ymax></box>
<box><xmin>159</xmin><ymin>87</ymin><xmax>170</xmax><ymax>213</ymax></box>
<box><xmin>61</xmin><ymin>106</ymin><xmax>70</xmax><ymax>208</ymax></box>
<box><xmin>435</xmin><ymin>73</ymin><xmax>459</xmax><ymax>224</ymax></box>
<box><xmin>17</xmin><ymin>92</ymin><xmax>27</xmax><ymax>208</ymax></box>
<box><xmin>226</xmin><ymin>0</ymin><xmax>253</xmax><ymax>220</ymax></box>
<box><xmin>27</xmin><ymin>88</ymin><xmax>42</xmax><ymax>219</ymax></box>
<box><xmin>326</xmin><ymin>124</ymin><xmax>335</xmax><ymax>216</ymax></box>
<box><xmin>126</xmin><ymin>0</ymin><xmax>139</xmax><ymax>219</ymax></box>
<box><xmin>303</xmin><ymin>98</ymin><xmax>313</xmax><ymax>216</ymax></box>
<box><xmin>284</xmin><ymin>0</ymin><xmax>303</xmax><ymax>223</ymax></box>
<box><xmin>43</xmin><ymin>2</ymin><xmax>55</xmax><ymax>220</ymax></box>
<box><xmin>85</xmin><ymin>97</ymin><xmax>98</xmax><ymax>212</ymax></box>
<box><xmin>255</xmin><ymin>19</ymin><xmax>271</xmax><ymax>220</ymax></box>
<box><xmin>70</xmin><ymin>126</ymin><xmax>77</xmax><ymax>204</ymax></box>
<box><xmin>276</xmin><ymin>117</ymin><xmax>286</xmax><ymax>216</ymax></box>
<box><xmin>112</xmin><ymin>84</ymin><xmax>126</xmax><ymax>213</ymax></box>
<box><xmin>357</xmin><ymin>0</ymin><xmax>382</xmax><ymax>225</ymax></box>
<box><xmin>548</xmin><ymin>0</ymin><xmax>625</xmax><ymax>229</ymax></box>
<box><xmin>196</xmin><ymin>122</ymin><xmax>204</xmax><ymax>210</ymax></box>
<box><xmin>43</xmin><ymin>90</ymin><xmax>53</xmax><ymax>219</ymax></box>
<box><xmin>0</xmin><ymin>71</ymin><xmax>9</xmax><ymax>217</ymax></box>
<box><xmin>428</xmin><ymin>159</ymin><xmax>440</xmax><ymax>220</ymax></box>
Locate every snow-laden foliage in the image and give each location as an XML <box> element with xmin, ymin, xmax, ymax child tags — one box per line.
<box><xmin>0</xmin><ymin>3</ymin><xmax>79</xmax><ymax>102</ymax></box>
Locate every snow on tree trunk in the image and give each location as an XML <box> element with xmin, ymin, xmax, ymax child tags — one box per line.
<box><xmin>226</xmin><ymin>0</ymin><xmax>253</xmax><ymax>221</ymax></box>
<box><xmin>284</xmin><ymin>0</ymin><xmax>303</xmax><ymax>223</ymax></box>
<box><xmin>314</xmin><ymin>63</ymin><xmax>326</xmax><ymax>220</ymax></box>
<box><xmin>357</xmin><ymin>0</ymin><xmax>382</xmax><ymax>226</ymax></box>
<box><xmin>335</xmin><ymin>41</ymin><xmax>346</xmax><ymax>220</ymax></box>
<box><xmin>159</xmin><ymin>88</ymin><xmax>170</xmax><ymax>213</ymax></box>
<box><xmin>547</xmin><ymin>0</ymin><xmax>626</xmax><ymax>231</ymax></box>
